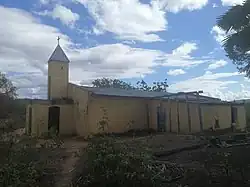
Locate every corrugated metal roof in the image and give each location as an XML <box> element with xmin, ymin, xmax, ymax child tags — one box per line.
<box><xmin>81</xmin><ymin>86</ymin><xmax>169</xmax><ymax>98</ymax></box>
<box><xmin>80</xmin><ymin>86</ymin><xmax>220</xmax><ymax>102</ymax></box>
<box><xmin>48</xmin><ymin>45</ymin><xmax>70</xmax><ymax>63</ymax></box>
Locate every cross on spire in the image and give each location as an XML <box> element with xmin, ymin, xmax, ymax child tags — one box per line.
<box><xmin>57</xmin><ymin>36</ymin><xmax>60</xmax><ymax>45</ymax></box>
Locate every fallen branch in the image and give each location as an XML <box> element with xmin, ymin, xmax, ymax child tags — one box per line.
<box><xmin>153</xmin><ymin>143</ymin><xmax>206</xmax><ymax>157</ymax></box>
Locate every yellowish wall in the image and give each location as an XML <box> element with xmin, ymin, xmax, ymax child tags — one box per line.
<box><xmin>59</xmin><ymin>105</ymin><xmax>75</xmax><ymax>135</ymax></box>
<box><xmin>30</xmin><ymin>104</ymin><xmax>49</xmax><ymax>136</ymax></box>
<box><xmin>149</xmin><ymin>100</ymin><xmax>161</xmax><ymax>130</ymax></box>
<box><xmin>48</xmin><ymin>62</ymin><xmax>69</xmax><ymax>99</ymax></box>
<box><xmin>68</xmin><ymin>84</ymin><xmax>89</xmax><ymax>136</ymax></box>
<box><xmin>201</xmin><ymin>104</ymin><xmax>231</xmax><ymax>130</ymax></box>
<box><xmin>170</xmin><ymin>101</ymin><xmax>178</xmax><ymax>132</ymax></box>
<box><xmin>234</xmin><ymin>105</ymin><xmax>246</xmax><ymax>130</ymax></box>
<box><xmin>148</xmin><ymin>100</ymin><xmax>198</xmax><ymax>133</ymax></box>
<box><xmin>179</xmin><ymin>102</ymin><xmax>189</xmax><ymax>133</ymax></box>
<box><xmin>27</xmin><ymin>103</ymin><xmax>75</xmax><ymax>137</ymax></box>
<box><xmin>189</xmin><ymin>103</ymin><xmax>200</xmax><ymax>132</ymax></box>
<box><xmin>26</xmin><ymin>86</ymin><xmax>247</xmax><ymax>137</ymax></box>
<box><xmin>87</xmin><ymin>96</ymin><xmax>148</xmax><ymax>134</ymax></box>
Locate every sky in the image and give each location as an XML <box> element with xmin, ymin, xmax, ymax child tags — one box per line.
<box><xmin>0</xmin><ymin>0</ymin><xmax>249</xmax><ymax>100</ymax></box>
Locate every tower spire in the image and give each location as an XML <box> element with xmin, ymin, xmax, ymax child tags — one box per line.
<box><xmin>57</xmin><ymin>36</ymin><xmax>60</xmax><ymax>45</ymax></box>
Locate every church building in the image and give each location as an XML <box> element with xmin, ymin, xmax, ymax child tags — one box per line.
<box><xmin>25</xmin><ymin>40</ymin><xmax>247</xmax><ymax>137</ymax></box>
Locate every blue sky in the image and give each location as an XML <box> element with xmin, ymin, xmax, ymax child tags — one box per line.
<box><xmin>0</xmin><ymin>0</ymin><xmax>249</xmax><ymax>100</ymax></box>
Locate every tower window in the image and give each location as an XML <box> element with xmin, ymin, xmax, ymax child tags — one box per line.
<box><xmin>61</xmin><ymin>66</ymin><xmax>63</xmax><ymax>70</ymax></box>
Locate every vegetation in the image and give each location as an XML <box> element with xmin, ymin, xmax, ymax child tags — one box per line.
<box><xmin>72</xmin><ymin>136</ymin><xmax>183</xmax><ymax>187</ymax></box>
<box><xmin>71</xmin><ymin>135</ymin><xmax>250</xmax><ymax>187</ymax></box>
<box><xmin>92</xmin><ymin>77</ymin><xmax>168</xmax><ymax>92</ymax></box>
<box><xmin>0</xmin><ymin>72</ymin><xmax>17</xmax><ymax>119</ymax></box>
<box><xmin>0</xmin><ymin>72</ymin><xmax>28</xmax><ymax>133</ymax></box>
<box><xmin>0</xmin><ymin>72</ymin><xmax>67</xmax><ymax>187</ymax></box>
<box><xmin>0</xmin><ymin>135</ymin><xmax>65</xmax><ymax>187</ymax></box>
<box><xmin>217</xmin><ymin>0</ymin><xmax>250</xmax><ymax>76</ymax></box>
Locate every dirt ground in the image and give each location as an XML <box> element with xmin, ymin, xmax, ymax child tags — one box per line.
<box><xmin>5</xmin><ymin>129</ymin><xmax>250</xmax><ymax>187</ymax></box>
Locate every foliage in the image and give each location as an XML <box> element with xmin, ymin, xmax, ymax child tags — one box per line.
<box><xmin>0</xmin><ymin>133</ymin><xmax>66</xmax><ymax>187</ymax></box>
<box><xmin>0</xmin><ymin>134</ymin><xmax>43</xmax><ymax>187</ymax></box>
<box><xmin>72</xmin><ymin>137</ymin><xmax>183</xmax><ymax>187</ymax></box>
<box><xmin>183</xmin><ymin>147</ymin><xmax>250</xmax><ymax>187</ymax></box>
<box><xmin>136</xmin><ymin>78</ymin><xmax>168</xmax><ymax>92</ymax></box>
<box><xmin>92</xmin><ymin>77</ymin><xmax>168</xmax><ymax>92</ymax></box>
<box><xmin>0</xmin><ymin>72</ymin><xmax>17</xmax><ymax>98</ymax></box>
<box><xmin>0</xmin><ymin>145</ymin><xmax>44</xmax><ymax>187</ymax></box>
<box><xmin>92</xmin><ymin>78</ymin><xmax>135</xmax><ymax>90</ymax></box>
<box><xmin>0</xmin><ymin>72</ymin><xmax>25</xmax><ymax>124</ymax></box>
<box><xmin>97</xmin><ymin>107</ymin><xmax>109</xmax><ymax>132</ymax></box>
<box><xmin>217</xmin><ymin>0</ymin><xmax>250</xmax><ymax>76</ymax></box>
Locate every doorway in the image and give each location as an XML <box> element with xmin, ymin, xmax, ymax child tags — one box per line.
<box><xmin>157</xmin><ymin>106</ymin><xmax>166</xmax><ymax>132</ymax></box>
<box><xmin>231</xmin><ymin>106</ymin><xmax>238</xmax><ymax>131</ymax></box>
<box><xmin>48</xmin><ymin>106</ymin><xmax>60</xmax><ymax>134</ymax></box>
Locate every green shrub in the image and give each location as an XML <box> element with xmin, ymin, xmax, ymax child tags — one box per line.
<box><xmin>0</xmin><ymin>134</ymin><xmax>65</xmax><ymax>187</ymax></box>
<box><xmin>0</xmin><ymin>141</ymin><xmax>44</xmax><ymax>187</ymax></box>
<box><xmin>72</xmin><ymin>136</ymin><xmax>183</xmax><ymax>187</ymax></box>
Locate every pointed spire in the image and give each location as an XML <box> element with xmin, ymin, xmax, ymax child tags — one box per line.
<box><xmin>48</xmin><ymin>37</ymin><xmax>70</xmax><ymax>63</ymax></box>
<box><xmin>57</xmin><ymin>36</ymin><xmax>60</xmax><ymax>45</ymax></box>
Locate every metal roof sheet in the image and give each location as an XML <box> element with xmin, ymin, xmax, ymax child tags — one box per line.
<box><xmin>81</xmin><ymin>86</ymin><xmax>169</xmax><ymax>98</ymax></box>
<box><xmin>79</xmin><ymin>86</ymin><xmax>220</xmax><ymax>102</ymax></box>
<box><xmin>48</xmin><ymin>45</ymin><xmax>70</xmax><ymax>63</ymax></box>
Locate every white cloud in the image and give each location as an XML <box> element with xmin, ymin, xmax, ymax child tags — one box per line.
<box><xmin>167</xmin><ymin>69</ymin><xmax>186</xmax><ymax>76</ymax></box>
<box><xmin>207</xmin><ymin>60</ymin><xmax>228</xmax><ymax>70</ymax></box>
<box><xmin>74</xmin><ymin>0</ymin><xmax>167</xmax><ymax>42</ymax></box>
<box><xmin>221</xmin><ymin>0</ymin><xmax>244</xmax><ymax>6</ymax></box>
<box><xmin>2</xmin><ymin>5</ymin><xmax>246</xmax><ymax>100</ymax></box>
<box><xmin>212</xmin><ymin>3</ymin><xmax>218</xmax><ymax>8</ymax></box>
<box><xmin>40</xmin><ymin>0</ymin><xmax>50</xmax><ymax>4</ymax></box>
<box><xmin>39</xmin><ymin>0</ymin><xmax>69</xmax><ymax>5</ymax></box>
<box><xmin>172</xmin><ymin>42</ymin><xmax>197</xmax><ymax>55</ymax></box>
<box><xmin>211</xmin><ymin>25</ymin><xmax>226</xmax><ymax>45</ymax></box>
<box><xmin>169</xmin><ymin>71</ymin><xmax>244</xmax><ymax>100</ymax></box>
<box><xmin>211</xmin><ymin>25</ymin><xmax>237</xmax><ymax>45</ymax></box>
<box><xmin>155</xmin><ymin>0</ymin><xmax>208</xmax><ymax>13</ymax></box>
<box><xmin>74</xmin><ymin>0</ymin><xmax>209</xmax><ymax>42</ymax></box>
<box><xmin>69</xmin><ymin>43</ymin><xmax>162</xmax><ymax>80</ymax></box>
<box><xmin>0</xmin><ymin>5</ymin><xmax>164</xmax><ymax>98</ymax></box>
<box><xmin>35</xmin><ymin>5</ymin><xmax>79</xmax><ymax>28</ymax></box>
<box><xmin>161</xmin><ymin>42</ymin><xmax>208</xmax><ymax>67</ymax></box>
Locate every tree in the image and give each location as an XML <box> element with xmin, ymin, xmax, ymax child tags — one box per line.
<box><xmin>0</xmin><ymin>72</ymin><xmax>17</xmax><ymax>118</ymax></box>
<box><xmin>0</xmin><ymin>72</ymin><xmax>17</xmax><ymax>98</ymax></box>
<box><xmin>92</xmin><ymin>78</ymin><xmax>135</xmax><ymax>90</ymax></box>
<box><xmin>136</xmin><ymin>78</ymin><xmax>168</xmax><ymax>92</ymax></box>
<box><xmin>92</xmin><ymin>77</ymin><xmax>168</xmax><ymax>92</ymax></box>
<box><xmin>217</xmin><ymin>0</ymin><xmax>250</xmax><ymax>76</ymax></box>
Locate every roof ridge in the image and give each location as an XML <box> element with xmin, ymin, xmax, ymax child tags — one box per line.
<box><xmin>48</xmin><ymin>44</ymin><xmax>70</xmax><ymax>63</ymax></box>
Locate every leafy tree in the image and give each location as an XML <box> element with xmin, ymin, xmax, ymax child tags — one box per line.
<box><xmin>0</xmin><ymin>72</ymin><xmax>17</xmax><ymax>98</ymax></box>
<box><xmin>217</xmin><ymin>0</ymin><xmax>250</xmax><ymax>76</ymax></box>
<box><xmin>0</xmin><ymin>72</ymin><xmax>17</xmax><ymax>119</ymax></box>
<box><xmin>92</xmin><ymin>77</ymin><xmax>168</xmax><ymax>92</ymax></box>
<box><xmin>150</xmin><ymin>78</ymin><xmax>168</xmax><ymax>92</ymax></box>
<box><xmin>136</xmin><ymin>79</ymin><xmax>151</xmax><ymax>91</ymax></box>
<box><xmin>92</xmin><ymin>78</ymin><xmax>135</xmax><ymax>90</ymax></box>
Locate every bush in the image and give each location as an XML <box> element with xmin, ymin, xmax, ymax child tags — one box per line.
<box><xmin>72</xmin><ymin>136</ymin><xmax>183</xmax><ymax>187</ymax></box>
<box><xmin>0</xmin><ymin>134</ymin><xmax>66</xmax><ymax>187</ymax></box>
<box><xmin>0</xmin><ymin>137</ymin><xmax>44</xmax><ymax>187</ymax></box>
<box><xmin>0</xmin><ymin>149</ymin><xmax>44</xmax><ymax>187</ymax></box>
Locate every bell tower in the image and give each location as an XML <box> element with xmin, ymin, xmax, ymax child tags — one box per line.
<box><xmin>47</xmin><ymin>37</ymin><xmax>70</xmax><ymax>100</ymax></box>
